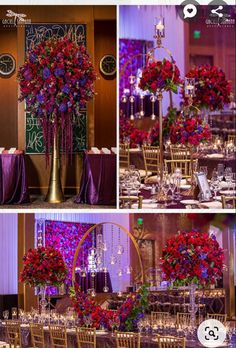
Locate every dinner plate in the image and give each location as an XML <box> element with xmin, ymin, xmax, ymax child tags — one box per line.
<box><xmin>200</xmin><ymin>201</ymin><xmax>222</xmax><ymax>209</ymax></box>
<box><xmin>219</xmin><ymin>190</ymin><xmax>236</xmax><ymax>195</ymax></box>
<box><xmin>143</xmin><ymin>199</ymin><xmax>156</xmax><ymax>204</ymax></box>
<box><xmin>123</xmin><ymin>190</ymin><xmax>141</xmax><ymax>195</ymax></box>
<box><xmin>206</xmin><ymin>153</ymin><xmax>224</xmax><ymax>158</ymax></box>
<box><xmin>132</xmin><ymin>203</ymin><xmax>157</xmax><ymax>209</ymax></box>
<box><xmin>180</xmin><ymin>200</ymin><xmax>199</xmax><ymax>205</ymax></box>
<box><xmin>142</xmin><ymin>186</ymin><xmax>152</xmax><ymax>190</ymax></box>
<box><xmin>96</xmin><ymin>330</ymin><xmax>107</xmax><ymax>335</ymax></box>
<box><xmin>180</xmin><ymin>184</ymin><xmax>191</xmax><ymax>190</ymax></box>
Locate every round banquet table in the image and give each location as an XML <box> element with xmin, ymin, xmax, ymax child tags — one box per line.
<box><xmin>75</xmin><ymin>271</ymin><xmax>113</xmax><ymax>293</ymax></box>
<box><xmin>75</xmin><ymin>151</ymin><xmax>116</xmax><ymax>206</ymax></box>
<box><xmin>129</xmin><ymin>150</ymin><xmax>235</xmax><ymax>179</ymax></box>
<box><xmin>0</xmin><ymin>324</ymin><xmax>235</xmax><ymax>348</ymax></box>
<box><xmin>0</xmin><ymin>152</ymin><xmax>30</xmax><ymax>205</ymax></box>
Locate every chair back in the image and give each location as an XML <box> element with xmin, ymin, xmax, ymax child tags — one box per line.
<box><xmin>119</xmin><ymin>195</ymin><xmax>143</xmax><ymax>209</ymax></box>
<box><xmin>228</xmin><ymin>134</ymin><xmax>236</xmax><ymax>145</ymax></box>
<box><xmin>30</xmin><ymin>323</ymin><xmax>45</xmax><ymax>348</ymax></box>
<box><xmin>157</xmin><ymin>335</ymin><xmax>186</xmax><ymax>348</ymax></box>
<box><xmin>164</xmin><ymin>159</ymin><xmax>198</xmax><ymax>178</ymax></box>
<box><xmin>151</xmin><ymin>312</ymin><xmax>170</xmax><ymax>325</ymax></box>
<box><xmin>119</xmin><ymin>143</ymin><xmax>130</xmax><ymax>169</ymax></box>
<box><xmin>5</xmin><ymin>321</ymin><xmax>22</xmax><ymax>348</ymax></box>
<box><xmin>176</xmin><ymin>313</ymin><xmax>191</xmax><ymax>328</ymax></box>
<box><xmin>206</xmin><ymin>313</ymin><xmax>227</xmax><ymax>324</ymax></box>
<box><xmin>49</xmin><ymin>325</ymin><xmax>67</xmax><ymax>348</ymax></box>
<box><xmin>170</xmin><ymin>146</ymin><xmax>190</xmax><ymax>160</ymax></box>
<box><xmin>221</xmin><ymin>196</ymin><xmax>236</xmax><ymax>209</ymax></box>
<box><xmin>142</xmin><ymin>145</ymin><xmax>160</xmax><ymax>176</ymax></box>
<box><xmin>76</xmin><ymin>327</ymin><xmax>96</xmax><ymax>348</ymax></box>
<box><xmin>115</xmin><ymin>331</ymin><xmax>140</xmax><ymax>348</ymax></box>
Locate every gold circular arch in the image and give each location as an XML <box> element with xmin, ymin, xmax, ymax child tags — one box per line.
<box><xmin>72</xmin><ymin>222</ymin><xmax>144</xmax><ymax>286</ymax></box>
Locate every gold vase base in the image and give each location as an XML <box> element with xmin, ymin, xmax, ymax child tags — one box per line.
<box><xmin>45</xmin><ymin>181</ymin><xmax>65</xmax><ymax>204</ymax></box>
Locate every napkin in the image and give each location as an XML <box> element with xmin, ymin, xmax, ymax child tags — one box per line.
<box><xmin>101</xmin><ymin>147</ymin><xmax>111</xmax><ymax>154</ymax></box>
<box><xmin>91</xmin><ymin>147</ymin><xmax>100</xmax><ymax>154</ymax></box>
<box><xmin>8</xmin><ymin>148</ymin><xmax>17</xmax><ymax>154</ymax></box>
<box><xmin>0</xmin><ymin>147</ymin><xmax>5</xmax><ymax>154</ymax></box>
<box><xmin>111</xmin><ymin>147</ymin><xmax>117</xmax><ymax>154</ymax></box>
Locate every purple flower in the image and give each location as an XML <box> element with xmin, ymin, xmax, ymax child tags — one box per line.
<box><xmin>79</xmin><ymin>76</ymin><xmax>87</xmax><ymax>87</ymax></box>
<box><xmin>62</xmin><ymin>85</ymin><xmax>70</xmax><ymax>94</ymax></box>
<box><xmin>29</xmin><ymin>53</ymin><xmax>37</xmax><ymax>64</ymax></box>
<box><xmin>43</xmin><ymin>67</ymin><xmax>51</xmax><ymax>80</ymax></box>
<box><xmin>37</xmin><ymin>94</ymin><xmax>45</xmax><ymax>104</ymax></box>
<box><xmin>55</xmin><ymin>68</ymin><xmax>65</xmax><ymax>77</ymax></box>
<box><xmin>23</xmin><ymin>69</ymin><xmax>32</xmax><ymax>81</ymax></box>
<box><xmin>59</xmin><ymin>103</ymin><xmax>67</xmax><ymax>113</ymax></box>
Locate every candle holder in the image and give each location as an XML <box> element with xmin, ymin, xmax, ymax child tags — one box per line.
<box><xmin>154</xmin><ymin>17</ymin><xmax>165</xmax><ymax>47</ymax></box>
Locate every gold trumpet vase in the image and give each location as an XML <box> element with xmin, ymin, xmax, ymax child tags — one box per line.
<box><xmin>45</xmin><ymin>130</ymin><xmax>65</xmax><ymax>203</ymax></box>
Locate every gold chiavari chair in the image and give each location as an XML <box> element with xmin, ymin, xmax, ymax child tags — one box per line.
<box><xmin>115</xmin><ymin>331</ymin><xmax>140</xmax><ymax>348</ymax></box>
<box><xmin>5</xmin><ymin>321</ymin><xmax>22</xmax><ymax>348</ymax></box>
<box><xmin>170</xmin><ymin>146</ymin><xmax>190</xmax><ymax>160</ymax></box>
<box><xmin>151</xmin><ymin>312</ymin><xmax>170</xmax><ymax>325</ymax></box>
<box><xmin>142</xmin><ymin>145</ymin><xmax>160</xmax><ymax>183</ymax></box>
<box><xmin>119</xmin><ymin>195</ymin><xmax>143</xmax><ymax>209</ymax></box>
<box><xmin>76</xmin><ymin>327</ymin><xmax>96</xmax><ymax>348</ymax></box>
<box><xmin>119</xmin><ymin>143</ymin><xmax>130</xmax><ymax>170</ymax></box>
<box><xmin>30</xmin><ymin>323</ymin><xmax>45</xmax><ymax>348</ymax></box>
<box><xmin>207</xmin><ymin>313</ymin><xmax>227</xmax><ymax>324</ymax></box>
<box><xmin>164</xmin><ymin>159</ymin><xmax>198</xmax><ymax>179</ymax></box>
<box><xmin>228</xmin><ymin>134</ymin><xmax>236</xmax><ymax>145</ymax></box>
<box><xmin>221</xmin><ymin>196</ymin><xmax>236</xmax><ymax>209</ymax></box>
<box><xmin>156</xmin><ymin>335</ymin><xmax>186</xmax><ymax>348</ymax></box>
<box><xmin>176</xmin><ymin>313</ymin><xmax>191</xmax><ymax>328</ymax></box>
<box><xmin>49</xmin><ymin>325</ymin><xmax>68</xmax><ymax>348</ymax></box>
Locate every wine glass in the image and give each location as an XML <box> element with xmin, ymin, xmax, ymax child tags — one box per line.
<box><xmin>3</xmin><ymin>310</ymin><xmax>9</xmax><ymax>320</ymax></box>
<box><xmin>169</xmin><ymin>175</ymin><xmax>177</xmax><ymax>205</ymax></box>
<box><xmin>12</xmin><ymin>307</ymin><xmax>17</xmax><ymax>320</ymax></box>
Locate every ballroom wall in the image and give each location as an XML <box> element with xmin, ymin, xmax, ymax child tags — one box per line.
<box><xmin>0</xmin><ymin>5</ymin><xmax>116</xmax><ymax>194</ymax></box>
<box><xmin>0</xmin><ymin>214</ymin><xmax>18</xmax><ymax>295</ymax></box>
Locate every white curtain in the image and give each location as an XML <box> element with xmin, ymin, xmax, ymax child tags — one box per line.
<box><xmin>0</xmin><ymin>214</ymin><xmax>18</xmax><ymax>295</ymax></box>
<box><xmin>35</xmin><ymin>213</ymin><xmax>131</xmax><ymax>292</ymax></box>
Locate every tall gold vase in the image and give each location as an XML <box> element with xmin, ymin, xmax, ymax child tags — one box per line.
<box><xmin>45</xmin><ymin>131</ymin><xmax>65</xmax><ymax>203</ymax></box>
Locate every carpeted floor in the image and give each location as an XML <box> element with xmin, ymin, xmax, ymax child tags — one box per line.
<box><xmin>0</xmin><ymin>195</ymin><xmax>116</xmax><ymax>209</ymax></box>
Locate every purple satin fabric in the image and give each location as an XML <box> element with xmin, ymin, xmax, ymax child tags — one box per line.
<box><xmin>75</xmin><ymin>152</ymin><xmax>116</xmax><ymax>205</ymax></box>
<box><xmin>0</xmin><ymin>154</ymin><xmax>30</xmax><ymax>204</ymax></box>
<box><xmin>75</xmin><ymin>271</ymin><xmax>113</xmax><ymax>293</ymax></box>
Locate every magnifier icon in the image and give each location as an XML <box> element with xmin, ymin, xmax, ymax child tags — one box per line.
<box><xmin>209</xmin><ymin>330</ymin><xmax>216</xmax><ymax>338</ymax></box>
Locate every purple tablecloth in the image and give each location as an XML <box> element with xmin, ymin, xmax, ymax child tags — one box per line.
<box><xmin>0</xmin><ymin>154</ymin><xmax>30</xmax><ymax>204</ymax></box>
<box><xmin>75</xmin><ymin>151</ymin><xmax>116</xmax><ymax>205</ymax></box>
<box><xmin>75</xmin><ymin>271</ymin><xmax>113</xmax><ymax>293</ymax></box>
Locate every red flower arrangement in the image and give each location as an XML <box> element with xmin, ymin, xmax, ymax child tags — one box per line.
<box><xmin>18</xmin><ymin>36</ymin><xmax>96</xmax><ymax>158</ymax></box>
<box><xmin>120</xmin><ymin>117</ymin><xmax>148</xmax><ymax>148</ymax></box>
<box><xmin>170</xmin><ymin>116</ymin><xmax>211</xmax><ymax>146</ymax></box>
<box><xmin>20</xmin><ymin>247</ymin><xmax>68</xmax><ymax>287</ymax></box>
<box><xmin>162</xmin><ymin>231</ymin><xmax>224</xmax><ymax>287</ymax></box>
<box><xmin>184</xmin><ymin>65</ymin><xmax>231</xmax><ymax>110</ymax></box>
<box><xmin>70</xmin><ymin>284</ymin><xmax>148</xmax><ymax>331</ymax></box>
<box><xmin>139</xmin><ymin>59</ymin><xmax>182</xmax><ymax>94</ymax></box>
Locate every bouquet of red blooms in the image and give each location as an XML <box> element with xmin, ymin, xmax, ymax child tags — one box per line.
<box><xmin>162</xmin><ymin>231</ymin><xmax>224</xmax><ymax>287</ymax></box>
<box><xmin>139</xmin><ymin>59</ymin><xmax>182</xmax><ymax>94</ymax></box>
<box><xmin>20</xmin><ymin>247</ymin><xmax>68</xmax><ymax>287</ymax></box>
<box><xmin>70</xmin><ymin>284</ymin><xmax>115</xmax><ymax>330</ymax></box>
<box><xmin>129</xmin><ymin>128</ymin><xmax>149</xmax><ymax>148</ymax></box>
<box><xmin>170</xmin><ymin>116</ymin><xmax>211</xmax><ymax>146</ymax></box>
<box><xmin>119</xmin><ymin>117</ymin><xmax>134</xmax><ymax>143</ymax></box>
<box><xmin>70</xmin><ymin>284</ymin><xmax>149</xmax><ymax>332</ymax></box>
<box><xmin>18</xmin><ymin>36</ymin><xmax>96</xmax><ymax>157</ymax></box>
<box><xmin>184</xmin><ymin>65</ymin><xmax>231</xmax><ymax>110</ymax></box>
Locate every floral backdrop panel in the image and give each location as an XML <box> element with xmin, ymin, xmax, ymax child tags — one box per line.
<box><xmin>25</xmin><ymin>24</ymin><xmax>87</xmax><ymax>154</ymax></box>
<box><xmin>45</xmin><ymin>220</ymin><xmax>94</xmax><ymax>284</ymax></box>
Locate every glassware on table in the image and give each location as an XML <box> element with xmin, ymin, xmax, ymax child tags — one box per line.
<box><xmin>226</xmin><ymin>322</ymin><xmax>236</xmax><ymax>347</ymax></box>
<box><xmin>11</xmin><ymin>307</ymin><xmax>18</xmax><ymax>320</ymax></box>
<box><xmin>3</xmin><ymin>310</ymin><xmax>9</xmax><ymax>320</ymax></box>
<box><xmin>174</xmin><ymin>168</ymin><xmax>182</xmax><ymax>200</ymax></box>
<box><xmin>217</xmin><ymin>164</ymin><xmax>224</xmax><ymax>181</ymax></box>
<box><xmin>169</xmin><ymin>175</ymin><xmax>177</xmax><ymax>205</ymax></box>
<box><xmin>199</xmin><ymin>166</ymin><xmax>208</xmax><ymax>176</ymax></box>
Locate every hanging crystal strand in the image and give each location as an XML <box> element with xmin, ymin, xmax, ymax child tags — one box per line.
<box><xmin>110</xmin><ymin>224</ymin><xmax>116</xmax><ymax>265</ymax></box>
<box><xmin>150</xmin><ymin>94</ymin><xmax>157</xmax><ymax>120</ymax></box>
<box><xmin>139</xmin><ymin>94</ymin><xmax>145</xmax><ymax>118</ymax></box>
<box><xmin>81</xmin><ymin>246</ymin><xmax>86</xmax><ymax>278</ymax></box>
<box><xmin>126</xmin><ymin>233</ymin><xmax>132</xmax><ymax>275</ymax></box>
<box><xmin>128</xmin><ymin>74</ymin><xmax>136</xmax><ymax>120</ymax></box>
<box><xmin>188</xmin><ymin>283</ymin><xmax>198</xmax><ymax>328</ymax></box>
